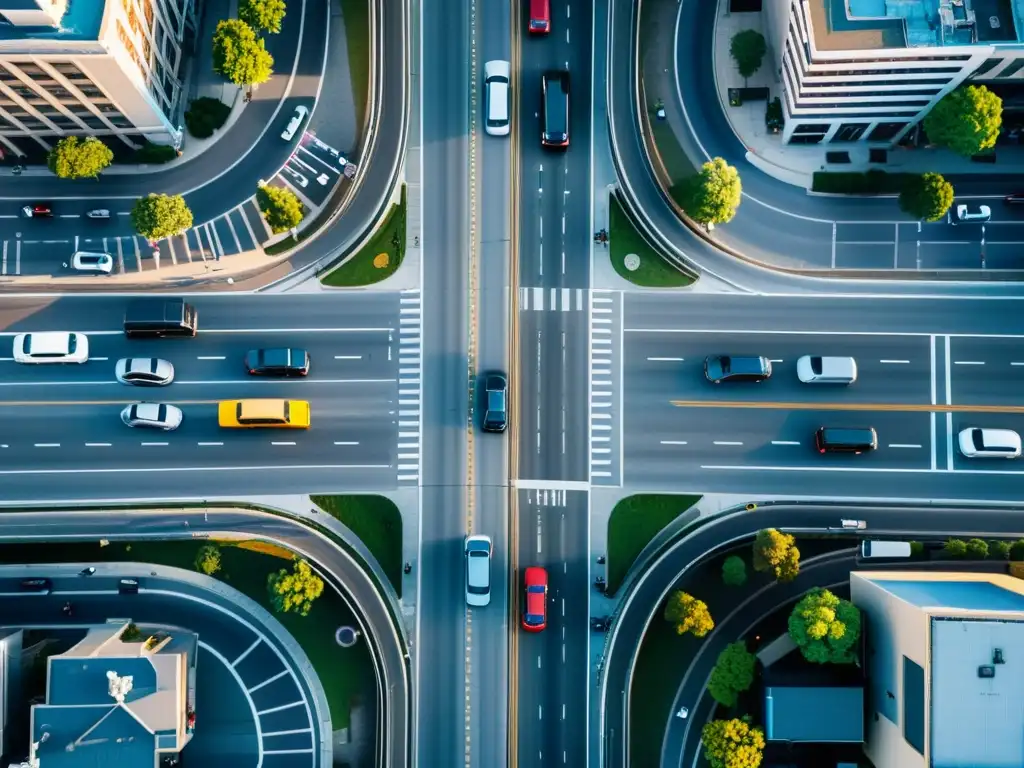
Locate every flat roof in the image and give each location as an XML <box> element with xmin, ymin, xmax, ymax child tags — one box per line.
<box><xmin>930</xmin><ymin>617</ymin><xmax>1024</xmax><ymax>767</ymax></box>
<box><xmin>0</xmin><ymin>0</ymin><xmax>104</xmax><ymax>42</ymax></box>
<box><xmin>882</xmin><ymin>579</ymin><xmax>1024</xmax><ymax>612</ymax></box>
<box><xmin>764</xmin><ymin>686</ymin><xmax>865</xmax><ymax>742</ymax></box>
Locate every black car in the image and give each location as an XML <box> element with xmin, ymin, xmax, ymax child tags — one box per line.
<box><xmin>245</xmin><ymin>348</ymin><xmax>310</xmax><ymax>376</ymax></box>
<box><xmin>20</xmin><ymin>578</ymin><xmax>51</xmax><ymax>593</ymax></box>
<box><xmin>482</xmin><ymin>373</ymin><xmax>508</xmax><ymax>432</ymax></box>
<box><xmin>704</xmin><ymin>355</ymin><xmax>772</xmax><ymax>383</ymax></box>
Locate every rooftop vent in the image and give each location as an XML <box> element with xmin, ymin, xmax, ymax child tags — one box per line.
<box><xmin>978</xmin><ymin>665</ymin><xmax>996</xmax><ymax>678</ymax></box>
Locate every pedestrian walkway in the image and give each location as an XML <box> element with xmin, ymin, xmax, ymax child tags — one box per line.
<box><xmin>589</xmin><ymin>290</ymin><xmax>622</xmax><ymax>486</ymax></box>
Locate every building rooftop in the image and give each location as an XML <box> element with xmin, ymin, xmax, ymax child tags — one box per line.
<box><xmin>930</xmin><ymin>617</ymin><xmax>1024</xmax><ymax>768</ymax></box>
<box><xmin>764</xmin><ymin>686</ymin><xmax>865</xmax><ymax>742</ymax></box>
<box><xmin>0</xmin><ymin>0</ymin><xmax>105</xmax><ymax>43</ymax></box>
<box><xmin>883</xmin><ymin>578</ymin><xmax>1024</xmax><ymax>612</ymax></box>
<box><xmin>806</xmin><ymin>0</ymin><xmax>1019</xmax><ymax>50</ymax></box>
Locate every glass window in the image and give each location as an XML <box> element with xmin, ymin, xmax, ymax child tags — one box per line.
<box><xmin>831</xmin><ymin>124</ymin><xmax>868</xmax><ymax>142</ymax></box>
<box><xmin>868</xmin><ymin>122</ymin><xmax>907</xmax><ymax>141</ymax></box>
<box><xmin>971</xmin><ymin>58</ymin><xmax>1003</xmax><ymax>77</ymax></box>
<box><xmin>997</xmin><ymin>59</ymin><xmax>1024</xmax><ymax>78</ymax></box>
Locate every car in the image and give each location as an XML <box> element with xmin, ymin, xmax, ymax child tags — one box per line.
<box><xmin>115</xmin><ymin>358</ymin><xmax>175</xmax><ymax>386</ymax></box>
<box><xmin>703</xmin><ymin>355</ymin><xmax>772</xmax><ymax>383</ymax></box>
<box><xmin>86</xmin><ymin>209</ymin><xmax>110</xmax><ymax>219</ymax></box>
<box><xmin>841</xmin><ymin>519</ymin><xmax>867</xmax><ymax>530</ymax></box>
<box><xmin>69</xmin><ymin>251</ymin><xmax>114</xmax><ymax>274</ymax></box>
<box><xmin>522</xmin><ymin>566</ymin><xmax>548</xmax><ymax>631</ymax></box>
<box><xmin>796</xmin><ymin>355</ymin><xmax>857</xmax><ymax>384</ymax></box>
<box><xmin>952</xmin><ymin>203</ymin><xmax>991</xmax><ymax>224</ymax></box>
<box><xmin>815</xmin><ymin>426</ymin><xmax>877</xmax><ymax>454</ymax></box>
<box><xmin>21</xmin><ymin>203</ymin><xmax>52</xmax><ymax>218</ymax></box>
<box><xmin>12</xmin><ymin>332</ymin><xmax>88</xmax><ymax>364</ymax></box>
<box><xmin>465</xmin><ymin>535</ymin><xmax>492</xmax><ymax>606</ymax></box>
<box><xmin>244</xmin><ymin>348</ymin><xmax>310</xmax><ymax>376</ymax></box>
<box><xmin>482</xmin><ymin>373</ymin><xmax>508</xmax><ymax>432</ymax></box>
<box><xmin>484</xmin><ymin>60</ymin><xmax>511</xmax><ymax>137</ymax></box>
<box><xmin>541</xmin><ymin>70</ymin><xmax>570</xmax><ymax>147</ymax></box>
<box><xmin>958</xmin><ymin>427</ymin><xmax>1022</xmax><ymax>458</ymax></box>
<box><xmin>281</xmin><ymin>105</ymin><xmax>309</xmax><ymax>141</ymax></box>
<box><xmin>676</xmin><ymin>707</ymin><xmax>689</xmax><ymax>720</ymax></box>
<box><xmin>120</xmin><ymin>402</ymin><xmax>183</xmax><ymax>431</ymax></box>
<box><xmin>218</xmin><ymin>399</ymin><xmax>311</xmax><ymax>428</ymax></box>
<box><xmin>529</xmin><ymin>0</ymin><xmax>550</xmax><ymax>32</ymax></box>
<box><xmin>20</xmin><ymin>578</ymin><xmax>51</xmax><ymax>593</ymax></box>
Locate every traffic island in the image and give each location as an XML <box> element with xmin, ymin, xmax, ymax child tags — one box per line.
<box><xmin>607</xmin><ymin>194</ymin><xmax>696</xmax><ymax>288</ymax></box>
<box><xmin>310</xmin><ymin>494</ymin><xmax>403</xmax><ymax>595</ymax></box>
<box><xmin>320</xmin><ymin>185</ymin><xmax>407</xmax><ymax>286</ymax></box>
<box><xmin>606</xmin><ymin>493</ymin><xmax>701</xmax><ymax>593</ymax></box>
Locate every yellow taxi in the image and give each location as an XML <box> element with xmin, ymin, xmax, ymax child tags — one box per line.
<box><xmin>218</xmin><ymin>399</ymin><xmax>311</xmax><ymax>429</ymax></box>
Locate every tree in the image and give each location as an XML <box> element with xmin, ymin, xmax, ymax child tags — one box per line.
<box><xmin>240</xmin><ymin>0</ymin><xmax>287</xmax><ymax>33</ymax></box>
<box><xmin>909</xmin><ymin>540</ymin><xmax>925</xmax><ymax>558</ymax></box>
<box><xmin>924</xmin><ymin>85</ymin><xmax>1002</xmax><ymax>157</ymax></box>
<box><xmin>899</xmin><ymin>172</ymin><xmax>953</xmax><ymax>222</ymax></box>
<box><xmin>664</xmin><ymin>590</ymin><xmax>714</xmax><ymax>638</ymax></box>
<box><xmin>1010</xmin><ymin>539</ymin><xmax>1024</xmax><ymax>561</ymax></box>
<box><xmin>212</xmin><ymin>19</ymin><xmax>274</xmax><ymax>87</ymax></box>
<box><xmin>966</xmin><ymin>538</ymin><xmax>989</xmax><ymax>559</ymax></box>
<box><xmin>684</xmin><ymin>157</ymin><xmax>742</xmax><ymax>226</ymax></box>
<box><xmin>788</xmin><ymin>588</ymin><xmax>861</xmax><ymax>664</ymax></box>
<box><xmin>184</xmin><ymin>96</ymin><xmax>231</xmax><ymax>139</ymax></box>
<box><xmin>267</xmin><ymin>558</ymin><xmax>324</xmax><ymax>616</ymax></box>
<box><xmin>753</xmin><ymin>528</ymin><xmax>800</xmax><ymax>583</ymax></box>
<box><xmin>708</xmin><ymin>642</ymin><xmax>757</xmax><ymax>707</ymax></box>
<box><xmin>131</xmin><ymin>193</ymin><xmax>193</xmax><ymax>240</ymax></box>
<box><xmin>194</xmin><ymin>544</ymin><xmax>222</xmax><ymax>575</ymax></box>
<box><xmin>257</xmin><ymin>183</ymin><xmax>305</xmax><ymax>233</ymax></box>
<box><xmin>722</xmin><ymin>555</ymin><xmax>748</xmax><ymax>586</ymax></box>
<box><xmin>47</xmin><ymin>136</ymin><xmax>113</xmax><ymax>179</ymax></box>
<box><xmin>730</xmin><ymin>30</ymin><xmax>767</xmax><ymax>80</ymax></box>
<box><xmin>991</xmin><ymin>540</ymin><xmax>1012</xmax><ymax>560</ymax></box>
<box><xmin>944</xmin><ymin>538</ymin><xmax>967</xmax><ymax>558</ymax></box>
<box><xmin>701</xmin><ymin>718</ymin><xmax>765</xmax><ymax>768</ymax></box>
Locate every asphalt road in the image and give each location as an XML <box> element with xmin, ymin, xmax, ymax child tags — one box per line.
<box><xmin>618</xmin><ymin>292</ymin><xmax>1024</xmax><ymax>500</ymax></box>
<box><xmin>0</xmin><ymin>295</ymin><xmax>412</xmax><ymax>500</ymax></box>
<box><xmin>514</xmin><ymin>1</ymin><xmax>595</xmax><ymax>765</ymax></box>
<box><xmin>599</xmin><ymin>502</ymin><xmax>1024</xmax><ymax>768</ymax></box>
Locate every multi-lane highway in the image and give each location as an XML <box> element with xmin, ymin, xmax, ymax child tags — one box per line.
<box><xmin>0</xmin><ymin>295</ymin><xmax>419</xmax><ymax>500</ymax></box>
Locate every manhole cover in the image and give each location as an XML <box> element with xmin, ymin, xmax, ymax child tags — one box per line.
<box><xmin>335</xmin><ymin>626</ymin><xmax>360</xmax><ymax>647</ymax></box>
<box><xmin>624</xmin><ymin>253</ymin><xmax>641</xmax><ymax>271</ymax></box>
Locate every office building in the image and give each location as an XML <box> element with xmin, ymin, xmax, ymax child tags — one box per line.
<box><xmin>0</xmin><ymin>0</ymin><xmax>196</xmax><ymax>158</ymax></box>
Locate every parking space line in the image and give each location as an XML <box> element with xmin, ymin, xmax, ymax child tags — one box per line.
<box><xmin>298</xmin><ymin>144</ymin><xmax>339</xmax><ymax>173</ymax></box>
<box><xmin>115</xmin><ymin>238</ymin><xmax>125</xmax><ymax>274</ymax></box>
<box><xmin>247</xmin><ymin>197</ymin><xmax>274</xmax><ymax>240</ymax></box>
<box><xmin>831</xmin><ymin>222</ymin><xmax>836</xmax><ymax>268</ymax></box>
<box><xmin>224</xmin><ymin>213</ymin><xmax>243</xmax><ymax>252</ymax></box>
<box><xmin>232</xmin><ymin>639</ymin><xmax>261</xmax><ymax>667</ymax></box>
<box><xmin>2</xmin><ymin>241</ymin><xmax>6</xmax><ymax>275</ymax></box>
<box><xmin>256</xmin><ymin>701</ymin><xmax>304</xmax><ymax>716</ymax></box>
<box><xmin>132</xmin><ymin>237</ymin><xmax>142</xmax><ymax>272</ymax></box>
<box><xmin>165</xmin><ymin>237</ymin><xmax>178</xmax><ymax>266</ymax></box>
<box><xmin>14</xmin><ymin>239</ymin><xmax>19</xmax><ymax>274</ymax></box>
<box><xmin>208</xmin><ymin>221</ymin><xmax>224</xmax><ymax>261</ymax></box>
<box><xmin>263</xmin><ymin>727</ymin><xmax>312</xmax><ymax>737</ymax></box>
<box><xmin>248</xmin><ymin>669</ymin><xmax>288</xmax><ymax>693</ymax></box>
<box><xmin>236</xmin><ymin>203</ymin><xmax>261</xmax><ymax>248</ymax></box>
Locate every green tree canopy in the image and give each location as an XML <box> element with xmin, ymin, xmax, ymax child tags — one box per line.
<box><xmin>47</xmin><ymin>136</ymin><xmax>113</xmax><ymax>179</ymax></box>
<box><xmin>899</xmin><ymin>172</ymin><xmax>954</xmax><ymax>222</ymax></box>
<box><xmin>664</xmin><ymin>590</ymin><xmax>714</xmax><ymax>638</ymax></box>
<box><xmin>240</xmin><ymin>0</ymin><xmax>287</xmax><ymax>33</ymax></box>
<box><xmin>701</xmin><ymin>718</ymin><xmax>765</xmax><ymax>768</ymax></box>
<box><xmin>991</xmin><ymin>540</ymin><xmax>1012</xmax><ymax>560</ymax></box>
<box><xmin>730</xmin><ymin>30</ymin><xmax>767</xmax><ymax>80</ymax></box>
<box><xmin>257</xmin><ymin>183</ymin><xmax>305</xmax><ymax>233</ymax></box>
<box><xmin>924</xmin><ymin>85</ymin><xmax>1002</xmax><ymax>157</ymax></box>
<box><xmin>267</xmin><ymin>558</ymin><xmax>324</xmax><ymax>616</ymax></box>
<box><xmin>708</xmin><ymin>642</ymin><xmax>757</xmax><ymax>707</ymax></box>
<box><xmin>788</xmin><ymin>588</ymin><xmax>862</xmax><ymax>664</ymax></box>
<box><xmin>194</xmin><ymin>543</ymin><xmax>222</xmax><ymax>575</ymax></box>
<box><xmin>212</xmin><ymin>19</ymin><xmax>274</xmax><ymax>87</ymax></box>
<box><xmin>131</xmin><ymin>193</ymin><xmax>193</xmax><ymax>240</ymax></box>
<box><xmin>684</xmin><ymin>157</ymin><xmax>742</xmax><ymax>225</ymax></box>
<box><xmin>722</xmin><ymin>555</ymin><xmax>748</xmax><ymax>586</ymax></box>
<box><xmin>1010</xmin><ymin>539</ymin><xmax>1024</xmax><ymax>561</ymax></box>
<box><xmin>944</xmin><ymin>538</ymin><xmax>967</xmax><ymax>558</ymax></box>
<box><xmin>966</xmin><ymin>538</ymin><xmax>989</xmax><ymax>559</ymax></box>
<box><xmin>752</xmin><ymin>528</ymin><xmax>800</xmax><ymax>583</ymax></box>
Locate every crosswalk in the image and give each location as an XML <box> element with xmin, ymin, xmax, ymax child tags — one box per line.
<box><xmin>397</xmin><ymin>290</ymin><xmax>422</xmax><ymax>485</ymax></box>
<box><xmin>518</xmin><ymin>287</ymin><xmax>587</xmax><ymax>311</ymax></box>
<box><xmin>590</xmin><ymin>290</ymin><xmax>622</xmax><ymax>485</ymax></box>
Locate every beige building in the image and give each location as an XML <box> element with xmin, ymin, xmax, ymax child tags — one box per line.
<box><xmin>0</xmin><ymin>0</ymin><xmax>197</xmax><ymax>158</ymax></box>
<box><xmin>851</xmin><ymin>571</ymin><xmax>1024</xmax><ymax>768</ymax></box>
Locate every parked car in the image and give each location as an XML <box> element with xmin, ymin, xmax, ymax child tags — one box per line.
<box><xmin>484</xmin><ymin>60</ymin><xmax>511</xmax><ymax>137</ymax></box>
<box><xmin>281</xmin><ymin>105</ymin><xmax>309</xmax><ymax>141</ymax></box>
<box><xmin>952</xmin><ymin>204</ymin><xmax>991</xmax><ymax>224</ymax></box>
<box><xmin>69</xmin><ymin>251</ymin><xmax>113</xmax><ymax>274</ymax></box>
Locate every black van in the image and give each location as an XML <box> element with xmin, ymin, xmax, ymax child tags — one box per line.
<box><xmin>124</xmin><ymin>299</ymin><xmax>198</xmax><ymax>338</ymax></box>
<box><xmin>118</xmin><ymin>578</ymin><xmax>139</xmax><ymax>594</ymax></box>
<box><xmin>815</xmin><ymin>427</ymin><xmax>878</xmax><ymax>454</ymax></box>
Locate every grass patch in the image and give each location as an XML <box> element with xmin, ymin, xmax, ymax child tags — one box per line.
<box><xmin>608</xmin><ymin>194</ymin><xmax>696</xmax><ymax>288</ymax></box>
<box><xmin>340</xmin><ymin>0</ymin><xmax>370</xmax><ymax>132</ymax></box>
<box><xmin>812</xmin><ymin>170</ymin><xmax>914</xmax><ymax>195</ymax></box>
<box><xmin>320</xmin><ymin>184</ymin><xmax>406</xmax><ymax>286</ymax></box>
<box><xmin>310</xmin><ymin>494</ymin><xmax>403</xmax><ymax>596</ymax></box>
<box><xmin>607</xmin><ymin>494</ymin><xmax>702</xmax><ymax>593</ymax></box>
<box><xmin>0</xmin><ymin>539</ymin><xmax>372</xmax><ymax>729</ymax></box>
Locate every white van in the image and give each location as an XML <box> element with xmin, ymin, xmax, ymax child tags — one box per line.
<box><xmin>484</xmin><ymin>60</ymin><xmax>511</xmax><ymax>136</ymax></box>
<box><xmin>797</xmin><ymin>356</ymin><xmax>857</xmax><ymax>384</ymax></box>
<box><xmin>861</xmin><ymin>540</ymin><xmax>912</xmax><ymax>558</ymax></box>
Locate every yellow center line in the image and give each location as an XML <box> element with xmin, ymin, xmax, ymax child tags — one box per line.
<box><xmin>669</xmin><ymin>399</ymin><xmax>1024</xmax><ymax>414</ymax></box>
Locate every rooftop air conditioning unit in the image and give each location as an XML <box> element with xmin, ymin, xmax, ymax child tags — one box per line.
<box><xmin>978</xmin><ymin>665</ymin><xmax>996</xmax><ymax>678</ymax></box>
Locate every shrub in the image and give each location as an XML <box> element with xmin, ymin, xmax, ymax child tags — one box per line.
<box><xmin>134</xmin><ymin>142</ymin><xmax>177</xmax><ymax>164</ymax></box>
<box><xmin>812</xmin><ymin>170</ymin><xmax>913</xmax><ymax>195</ymax></box>
<box><xmin>944</xmin><ymin>538</ymin><xmax>968</xmax><ymax>558</ymax></box>
<box><xmin>722</xmin><ymin>555</ymin><xmax>748</xmax><ymax>586</ymax></box>
<box><xmin>184</xmin><ymin>96</ymin><xmax>231</xmax><ymax>139</ymax></box>
<box><xmin>990</xmin><ymin>540</ymin><xmax>1012</xmax><ymax>560</ymax></box>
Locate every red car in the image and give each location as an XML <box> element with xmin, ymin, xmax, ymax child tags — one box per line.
<box><xmin>522</xmin><ymin>566</ymin><xmax>548</xmax><ymax>632</ymax></box>
<box><xmin>528</xmin><ymin>0</ymin><xmax>550</xmax><ymax>34</ymax></box>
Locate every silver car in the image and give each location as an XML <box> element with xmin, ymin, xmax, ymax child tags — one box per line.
<box><xmin>115</xmin><ymin>358</ymin><xmax>174</xmax><ymax>386</ymax></box>
<box><xmin>465</xmin><ymin>535</ymin><xmax>492</xmax><ymax>607</ymax></box>
<box><xmin>280</xmin><ymin>105</ymin><xmax>309</xmax><ymax>141</ymax></box>
<box><xmin>120</xmin><ymin>402</ymin><xmax>183</xmax><ymax>431</ymax></box>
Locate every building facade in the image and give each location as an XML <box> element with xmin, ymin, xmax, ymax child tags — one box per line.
<box><xmin>764</xmin><ymin>0</ymin><xmax>1024</xmax><ymax>144</ymax></box>
<box><xmin>0</xmin><ymin>0</ymin><xmax>197</xmax><ymax>158</ymax></box>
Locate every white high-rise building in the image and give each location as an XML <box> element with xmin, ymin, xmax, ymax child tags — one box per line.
<box><xmin>0</xmin><ymin>0</ymin><xmax>197</xmax><ymax>157</ymax></box>
<box><xmin>764</xmin><ymin>0</ymin><xmax>1024</xmax><ymax>144</ymax></box>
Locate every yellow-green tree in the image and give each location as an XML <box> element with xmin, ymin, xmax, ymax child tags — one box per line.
<box><xmin>787</xmin><ymin>588</ymin><xmax>861</xmax><ymax>664</ymax></box>
<box><xmin>267</xmin><ymin>558</ymin><xmax>324</xmax><ymax>616</ymax></box>
<box><xmin>663</xmin><ymin>590</ymin><xmax>714</xmax><ymax>638</ymax></box>
<box><xmin>194</xmin><ymin>543</ymin><xmax>222</xmax><ymax>576</ymax></box>
<box><xmin>752</xmin><ymin>528</ymin><xmax>800</xmax><ymax>582</ymax></box>
<box><xmin>702</xmin><ymin>718</ymin><xmax>765</xmax><ymax>768</ymax></box>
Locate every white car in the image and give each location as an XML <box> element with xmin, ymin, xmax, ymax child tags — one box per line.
<box><xmin>953</xmin><ymin>204</ymin><xmax>991</xmax><ymax>224</ymax></box>
<box><xmin>484</xmin><ymin>60</ymin><xmax>511</xmax><ymax>136</ymax></box>
<box><xmin>115</xmin><ymin>358</ymin><xmax>174</xmax><ymax>386</ymax></box>
<box><xmin>796</xmin><ymin>355</ymin><xmax>857</xmax><ymax>384</ymax></box>
<box><xmin>465</xmin><ymin>535</ymin><xmax>492</xmax><ymax>606</ymax></box>
<box><xmin>841</xmin><ymin>519</ymin><xmax>867</xmax><ymax>530</ymax></box>
<box><xmin>959</xmin><ymin>427</ymin><xmax>1021</xmax><ymax>458</ymax></box>
<box><xmin>69</xmin><ymin>251</ymin><xmax>113</xmax><ymax>274</ymax></box>
<box><xmin>12</xmin><ymin>332</ymin><xmax>88</xmax><ymax>364</ymax></box>
<box><xmin>280</xmin><ymin>105</ymin><xmax>309</xmax><ymax>141</ymax></box>
<box><xmin>85</xmin><ymin>209</ymin><xmax>110</xmax><ymax>219</ymax></box>
<box><xmin>120</xmin><ymin>402</ymin><xmax>183</xmax><ymax>431</ymax></box>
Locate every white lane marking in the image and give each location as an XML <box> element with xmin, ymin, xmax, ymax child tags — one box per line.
<box><xmin>713</xmin><ymin>441</ymin><xmax>743</xmax><ymax>446</ymax></box>
<box><xmin>771</xmin><ymin>440</ymin><xmax>800</xmax><ymax>446</ymax></box>
<box><xmin>0</xmin><ymin>377</ymin><xmax>395</xmax><ymax>388</ymax></box>
<box><xmin>0</xmin><ymin>462</ymin><xmax>390</xmax><ymax>476</ymax></box>
<box><xmin>660</xmin><ymin>440</ymin><xmax>688</xmax><ymax>445</ymax></box>
<box><xmin>34</xmin><ymin>443</ymin><xmax>59</xmax><ymax>447</ymax></box>
<box><xmin>141</xmin><ymin>442</ymin><xmax>168</xmax><ymax>446</ymax></box>
<box><xmin>334</xmin><ymin>355</ymin><xmax>363</xmax><ymax>360</ymax></box>
<box><xmin>954</xmin><ymin>361</ymin><xmax>984</xmax><ymax>365</ymax></box>
<box><xmin>197</xmin><ymin>442</ymin><xmax>223</xmax><ymax>446</ymax></box>
<box><xmin>880</xmin><ymin>359</ymin><xmax>910</xmax><ymax>364</ymax></box>
<box><xmin>647</xmin><ymin>357</ymin><xmax>684</xmax><ymax>362</ymax></box>
<box><xmin>91</xmin><ymin>357</ymin><xmax>108</xmax><ymax>361</ymax></box>
<box><xmin>769</xmin><ymin>359</ymin><xmax>783</xmax><ymax>363</ymax></box>
<box><xmin>333</xmin><ymin>441</ymin><xmax>359</xmax><ymax>446</ymax></box>
<box><xmin>0</xmin><ymin>328</ymin><xmax>391</xmax><ymax>338</ymax></box>
<box><xmin>888</xmin><ymin>444</ymin><xmax>923</xmax><ymax>449</ymax></box>
<box><xmin>197</xmin><ymin>356</ymin><xmax>226</xmax><ymax>360</ymax></box>
<box><xmin>271</xmin><ymin>441</ymin><xmax>296</xmax><ymax>446</ymax></box>
<box><xmin>1011</xmin><ymin>362</ymin><xmax>1024</xmax><ymax>366</ymax></box>
<box><xmin>85</xmin><ymin>443</ymin><xmax>111</xmax><ymax>447</ymax></box>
